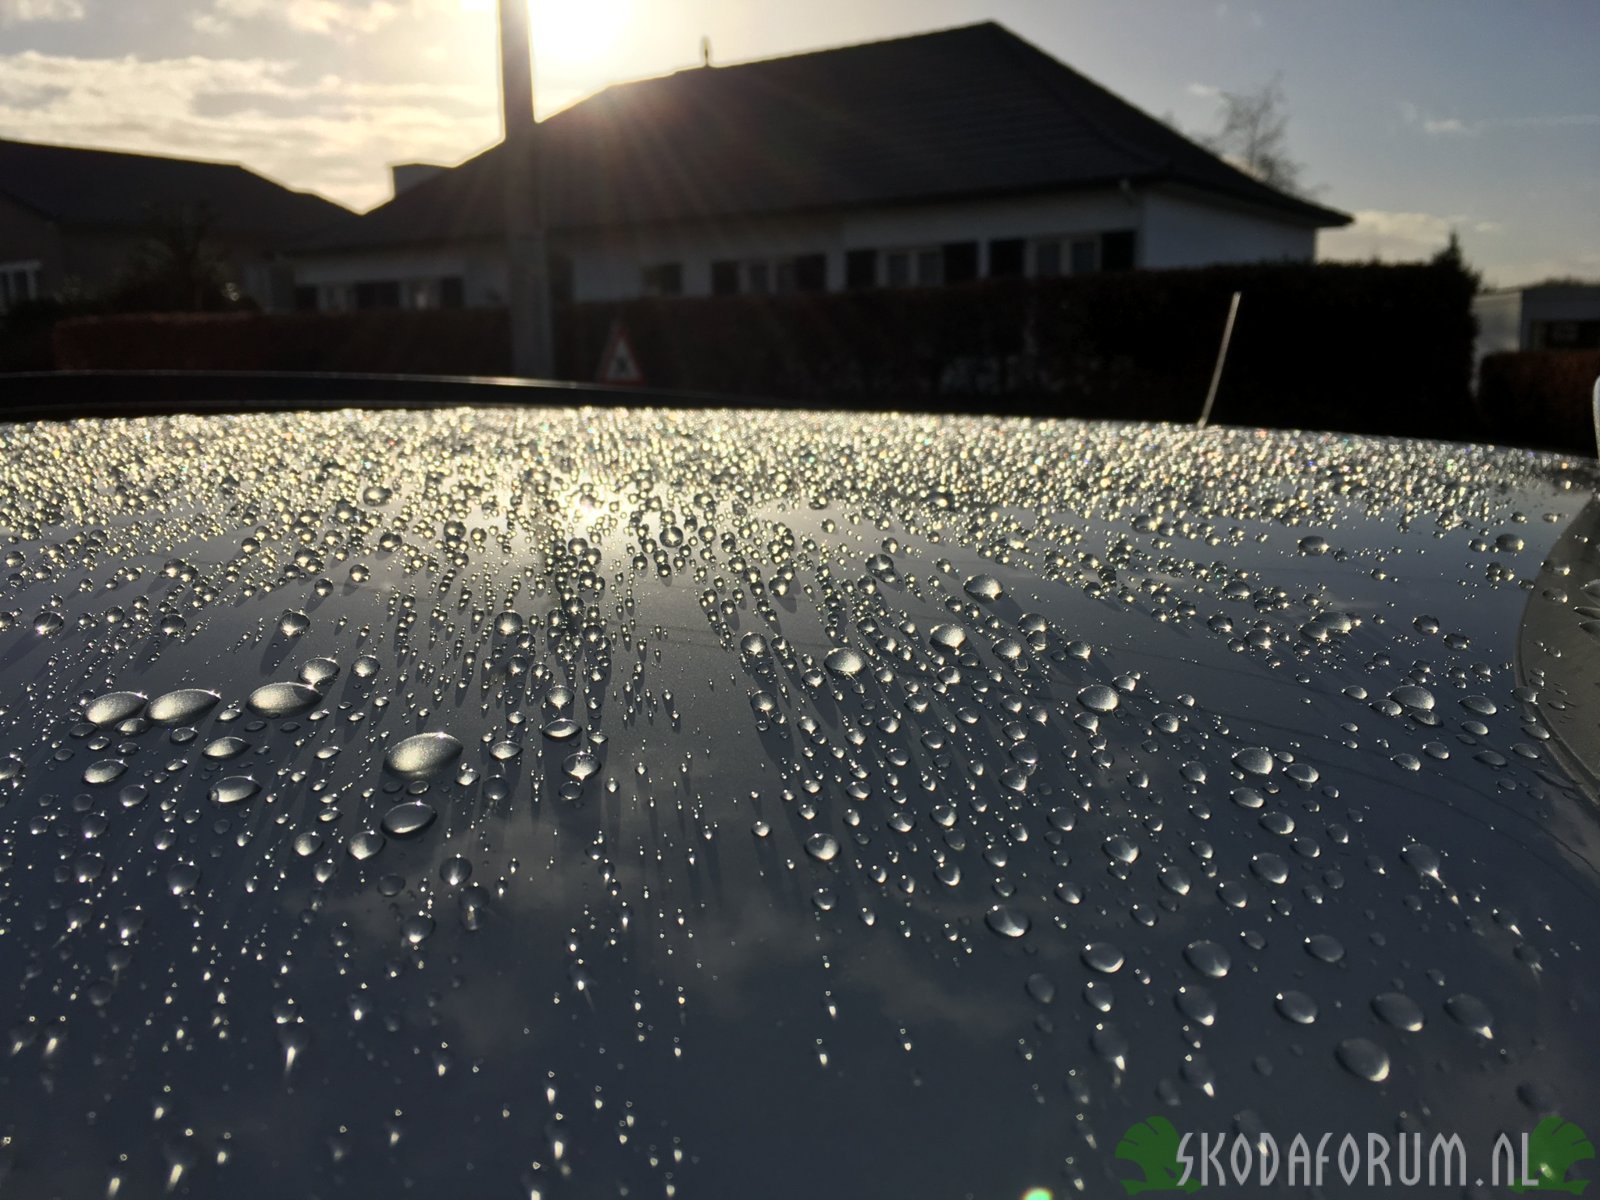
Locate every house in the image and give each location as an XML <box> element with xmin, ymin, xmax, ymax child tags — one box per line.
<box><xmin>1475</xmin><ymin>283</ymin><xmax>1600</xmax><ymax>365</ymax></box>
<box><xmin>287</xmin><ymin>21</ymin><xmax>1350</xmax><ymax>311</ymax></box>
<box><xmin>0</xmin><ymin>138</ymin><xmax>349</xmax><ymax>312</ymax></box>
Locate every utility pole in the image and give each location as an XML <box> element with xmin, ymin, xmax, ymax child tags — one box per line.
<box><xmin>499</xmin><ymin>0</ymin><xmax>553</xmax><ymax>378</ymax></box>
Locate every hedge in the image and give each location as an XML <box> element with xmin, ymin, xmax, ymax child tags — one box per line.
<box><xmin>558</xmin><ymin>260</ymin><xmax>1480</xmax><ymax>439</ymax></box>
<box><xmin>1477</xmin><ymin>350</ymin><xmax>1600</xmax><ymax>454</ymax></box>
<box><xmin>52</xmin><ymin>309</ymin><xmax>511</xmax><ymax>376</ymax></box>
<box><xmin>39</xmin><ymin>261</ymin><xmax>1484</xmax><ymax>442</ymax></box>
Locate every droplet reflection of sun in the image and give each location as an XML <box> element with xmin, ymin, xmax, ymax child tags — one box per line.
<box><xmin>460</xmin><ymin>0</ymin><xmax>633</xmax><ymax>74</ymax></box>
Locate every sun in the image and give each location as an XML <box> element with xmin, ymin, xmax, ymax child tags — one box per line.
<box><xmin>458</xmin><ymin>0</ymin><xmax>633</xmax><ymax>73</ymax></box>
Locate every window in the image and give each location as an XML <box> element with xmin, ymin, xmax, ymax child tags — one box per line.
<box><xmin>1100</xmin><ymin>229</ymin><xmax>1137</xmax><ymax>271</ymax></box>
<box><xmin>942</xmin><ymin>242</ymin><xmax>979</xmax><ymax>285</ymax></box>
<box><xmin>0</xmin><ymin>260</ymin><xmax>42</xmax><ymax>312</ymax></box>
<box><xmin>988</xmin><ymin>238</ymin><xmax>1025</xmax><ymax>278</ymax></box>
<box><xmin>1032</xmin><ymin>236</ymin><xmax>1098</xmax><ymax>278</ymax></box>
<box><xmin>883</xmin><ymin>247</ymin><xmax>944</xmax><ymax>288</ymax></box>
<box><xmin>845</xmin><ymin>249</ymin><xmax>876</xmax><ymax>289</ymax></box>
<box><xmin>711</xmin><ymin>260</ymin><xmax>739</xmax><ymax>296</ymax></box>
<box><xmin>1533</xmin><ymin>319</ymin><xmax>1600</xmax><ymax>350</ymax></box>
<box><xmin>716</xmin><ymin>255</ymin><xmax>829</xmax><ymax>296</ymax></box>
<box><xmin>641</xmin><ymin>263</ymin><xmax>683</xmax><ymax>297</ymax></box>
<box><xmin>354</xmin><ymin>280</ymin><xmax>402</xmax><ymax>310</ymax></box>
<box><xmin>793</xmin><ymin>254</ymin><xmax>826</xmax><ymax>292</ymax></box>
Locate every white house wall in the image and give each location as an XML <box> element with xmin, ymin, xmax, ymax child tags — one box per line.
<box><xmin>565</xmin><ymin>189</ymin><xmax>1146</xmax><ymax>301</ymax></box>
<box><xmin>293</xmin><ymin>245</ymin><xmax>507</xmax><ymax>306</ymax></box>
<box><xmin>287</xmin><ymin>187</ymin><xmax>1324</xmax><ymax>305</ymax></box>
<box><xmin>1140</xmin><ymin>189</ymin><xmax>1314</xmax><ymax>268</ymax></box>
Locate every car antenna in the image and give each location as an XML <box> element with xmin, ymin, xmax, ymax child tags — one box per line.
<box><xmin>1197</xmin><ymin>290</ymin><xmax>1241</xmax><ymax>429</ymax></box>
<box><xmin>702</xmin><ymin>36</ymin><xmax>712</xmax><ymax>67</ymax></box>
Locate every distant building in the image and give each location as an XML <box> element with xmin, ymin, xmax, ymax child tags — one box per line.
<box><xmin>1475</xmin><ymin>283</ymin><xmax>1600</xmax><ymax>366</ymax></box>
<box><xmin>287</xmin><ymin>21</ymin><xmax>1349</xmax><ymax>312</ymax></box>
<box><xmin>0</xmin><ymin>138</ymin><xmax>348</xmax><ymax>312</ymax></box>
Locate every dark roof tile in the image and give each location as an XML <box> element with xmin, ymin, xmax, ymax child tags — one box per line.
<box><xmin>299</xmin><ymin>21</ymin><xmax>1348</xmax><ymax>254</ymax></box>
<box><xmin>0</xmin><ymin>139</ymin><xmax>350</xmax><ymax>238</ymax></box>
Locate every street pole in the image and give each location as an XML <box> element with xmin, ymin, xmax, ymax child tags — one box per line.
<box><xmin>499</xmin><ymin>0</ymin><xmax>553</xmax><ymax>379</ymax></box>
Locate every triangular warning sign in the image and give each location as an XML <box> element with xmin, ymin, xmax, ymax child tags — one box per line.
<box><xmin>597</xmin><ymin>322</ymin><xmax>645</xmax><ymax>386</ymax></box>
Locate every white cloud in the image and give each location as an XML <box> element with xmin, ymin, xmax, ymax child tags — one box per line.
<box><xmin>1403</xmin><ymin>101</ymin><xmax>1600</xmax><ymax>137</ymax></box>
<box><xmin>1320</xmin><ymin>209</ymin><xmax>1500</xmax><ymax>264</ymax></box>
<box><xmin>0</xmin><ymin>49</ymin><xmax>497</xmax><ymax>209</ymax></box>
<box><xmin>0</xmin><ymin>0</ymin><xmax>84</xmax><ymax>24</ymax></box>
<box><xmin>197</xmin><ymin>0</ymin><xmax>438</xmax><ymax>40</ymax></box>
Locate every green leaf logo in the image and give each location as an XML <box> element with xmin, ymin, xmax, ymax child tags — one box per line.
<box><xmin>1116</xmin><ymin>1115</ymin><xmax>1200</xmax><ymax>1194</ymax></box>
<box><xmin>1511</xmin><ymin>1116</ymin><xmax>1594</xmax><ymax>1194</ymax></box>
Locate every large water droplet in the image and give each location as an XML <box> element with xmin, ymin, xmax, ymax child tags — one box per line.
<box><xmin>210</xmin><ymin>776</ymin><xmax>260</xmax><ymax>805</ymax></box>
<box><xmin>823</xmin><ymin>647</ymin><xmax>867</xmax><ymax>678</ymax></box>
<box><xmin>248</xmin><ymin>681</ymin><xmax>322</xmax><ymax>717</ymax></box>
<box><xmin>148</xmin><ymin>688</ymin><xmax>220</xmax><ymax>725</ymax></box>
<box><xmin>985</xmin><ymin>904</ymin><xmax>1030</xmax><ymax>938</ymax></box>
<box><xmin>1077</xmin><ymin>684</ymin><xmax>1119</xmax><ymax>713</ymax></box>
<box><xmin>381</xmin><ymin>801</ymin><xmax>437</xmax><ymax>838</ymax></box>
<box><xmin>1335</xmin><ymin>1037</ymin><xmax>1390</xmax><ymax>1083</ymax></box>
<box><xmin>85</xmin><ymin>691</ymin><xmax>147</xmax><ymax>726</ymax></box>
<box><xmin>385</xmin><ymin>732</ymin><xmax>463</xmax><ymax>779</ymax></box>
<box><xmin>963</xmin><ymin>574</ymin><xmax>1003</xmax><ymax>601</ymax></box>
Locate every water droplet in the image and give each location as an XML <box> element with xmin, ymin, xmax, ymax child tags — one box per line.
<box><xmin>385</xmin><ymin>732</ymin><xmax>463</xmax><ymax>778</ymax></box>
<box><xmin>823</xmin><ymin>647</ymin><xmax>867</xmax><ymax>678</ymax></box>
<box><xmin>985</xmin><ymin>904</ymin><xmax>1030</xmax><ymax>938</ymax></box>
<box><xmin>542</xmin><ymin>718</ymin><xmax>581</xmax><ymax>740</ymax></box>
<box><xmin>1304</xmin><ymin>933</ymin><xmax>1345</xmax><ymax>963</ymax></box>
<box><xmin>1371</xmin><ymin>992</ymin><xmax>1424</xmax><ymax>1032</ymax></box>
<box><xmin>299</xmin><ymin>658</ymin><xmax>340</xmax><ymax>688</ymax></box>
<box><xmin>1232</xmin><ymin>747</ymin><xmax>1274</xmax><ymax>776</ymax></box>
<box><xmin>202</xmin><ymin>736</ymin><xmax>250</xmax><ymax>760</ymax></box>
<box><xmin>1081</xmin><ymin>942</ymin><xmax>1125</xmax><ymax>973</ymax></box>
<box><xmin>964</xmin><ymin>574</ymin><xmax>1004</xmax><ymax>601</ymax></box>
<box><xmin>148</xmin><ymin>688</ymin><xmax>220</xmax><ymax>725</ymax></box>
<box><xmin>1444</xmin><ymin>993</ymin><xmax>1494</xmax><ymax>1039</ymax></box>
<box><xmin>278</xmin><ymin>610</ymin><xmax>311</xmax><ymax>637</ymax></box>
<box><xmin>1077</xmin><ymin>684</ymin><xmax>1119</xmax><ymax>713</ymax></box>
<box><xmin>247</xmin><ymin>681</ymin><xmax>321</xmax><ymax>717</ymax></box>
<box><xmin>1275</xmin><ymin>990</ymin><xmax>1318</xmax><ymax>1024</ymax></box>
<box><xmin>83</xmin><ymin>759</ymin><xmax>126</xmax><ymax>785</ymax></box>
<box><xmin>930</xmin><ymin>624</ymin><xmax>966</xmax><ymax>651</ymax></box>
<box><xmin>553</xmin><ymin>749</ymin><xmax>595</xmax><ymax>782</ymax></box>
<box><xmin>381</xmin><ymin>801</ymin><xmax>437</xmax><ymax>838</ymax></box>
<box><xmin>1335</xmin><ymin>1037</ymin><xmax>1390</xmax><ymax>1083</ymax></box>
<box><xmin>1183</xmin><ymin>940</ymin><xmax>1231</xmax><ymax>978</ymax></box>
<box><xmin>348</xmin><ymin>831</ymin><xmax>385</xmax><ymax>860</ymax></box>
<box><xmin>210</xmin><ymin>776</ymin><xmax>260</xmax><ymax>805</ymax></box>
<box><xmin>805</xmin><ymin>832</ymin><xmax>840</xmax><ymax>862</ymax></box>
<box><xmin>85</xmin><ymin>691</ymin><xmax>147</xmax><ymax>726</ymax></box>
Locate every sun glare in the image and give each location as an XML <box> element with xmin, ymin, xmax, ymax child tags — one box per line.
<box><xmin>458</xmin><ymin>0</ymin><xmax>633</xmax><ymax>74</ymax></box>
<box><xmin>532</xmin><ymin>0</ymin><xmax>634</xmax><ymax>71</ymax></box>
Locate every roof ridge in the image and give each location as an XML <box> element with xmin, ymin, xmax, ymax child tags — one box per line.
<box><xmin>0</xmin><ymin>135</ymin><xmax>255</xmax><ymax>173</ymax></box>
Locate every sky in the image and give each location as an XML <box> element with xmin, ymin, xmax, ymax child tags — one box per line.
<box><xmin>0</xmin><ymin>0</ymin><xmax>1595</xmax><ymax>286</ymax></box>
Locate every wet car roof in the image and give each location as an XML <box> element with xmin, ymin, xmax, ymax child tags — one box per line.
<box><xmin>1</xmin><ymin>406</ymin><xmax>1598</xmax><ymax>1197</ymax></box>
